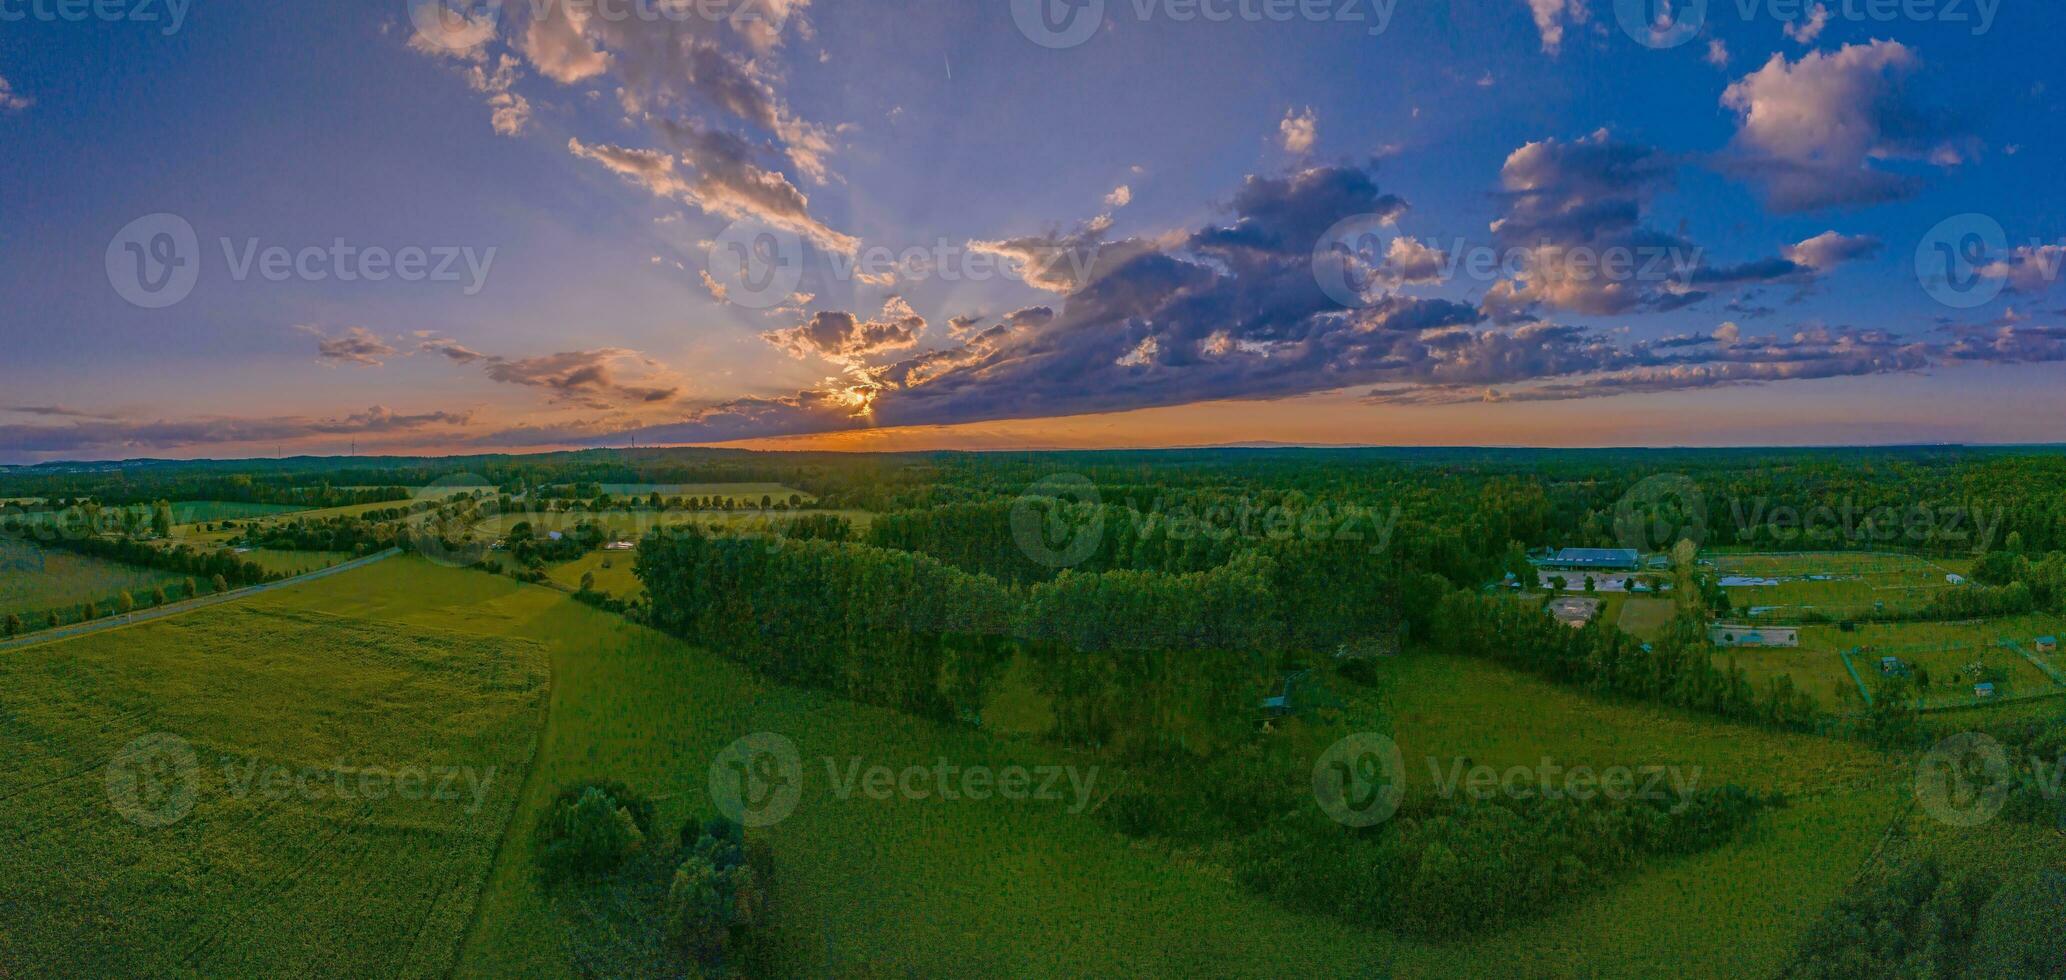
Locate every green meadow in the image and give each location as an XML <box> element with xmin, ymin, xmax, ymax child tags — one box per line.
<box><xmin>0</xmin><ymin>535</ymin><xmax>186</xmax><ymax>623</ymax></box>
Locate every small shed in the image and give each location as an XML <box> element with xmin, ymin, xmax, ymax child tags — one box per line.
<box><xmin>1974</xmin><ymin>682</ymin><xmax>1998</xmax><ymax>700</ymax></box>
<box><xmin>2037</xmin><ymin>636</ymin><xmax>2058</xmax><ymax>654</ymax></box>
<box><xmin>1880</xmin><ymin>656</ymin><xmax>1911</xmax><ymax>677</ymax></box>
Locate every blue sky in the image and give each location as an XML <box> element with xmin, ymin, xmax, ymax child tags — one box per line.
<box><xmin>1</xmin><ymin>0</ymin><xmax>2063</xmax><ymax>461</ymax></box>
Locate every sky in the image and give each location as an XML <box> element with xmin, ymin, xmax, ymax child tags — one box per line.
<box><xmin>2</xmin><ymin>0</ymin><xmax>2064</xmax><ymax>462</ymax></box>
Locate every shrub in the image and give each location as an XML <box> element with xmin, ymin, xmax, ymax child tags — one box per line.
<box><xmin>534</xmin><ymin>781</ymin><xmax>656</xmax><ymax>881</ymax></box>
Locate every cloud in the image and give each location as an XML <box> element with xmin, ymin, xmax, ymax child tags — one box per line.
<box><xmin>1978</xmin><ymin>244</ymin><xmax>2066</xmax><ymax>294</ymax></box>
<box><xmin>1482</xmin><ymin>130</ymin><xmax>1694</xmax><ymax>319</ymax></box>
<box><xmin>416</xmin><ymin>338</ymin><xmax>488</xmax><ymax>363</ymax></box>
<box><xmin>1279</xmin><ymin>106</ymin><xmax>1318</xmax><ymax>155</ymax></box>
<box><xmin>1784</xmin><ymin>230</ymin><xmax>1882</xmax><ymax>272</ymax></box>
<box><xmin>1721</xmin><ymin>41</ymin><xmax>1972</xmax><ymax>211</ymax></box>
<box><xmin>0</xmin><ymin>74</ymin><xmax>29</xmax><ymax>112</ymax></box>
<box><xmin>477</xmin><ymin>348</ymin><xmax>685</xmax><ymax>407</ymax></box>
<box><xmin>762</xmin><ymin>297</ymin><xmax>925</xmax><ymax>368</ymax></box>
<box><xmin>1783</xmin><ymin>3</ymin><xmax>1830</xmax><ymax>44</ymax></box>
<box><xmin>298</xmin><ymin>325</ymin><xmax>398</xmax><ymax>367</ymax></box>
<box><xmin>0</xmin><ymin>406</ymin><xmax>472</xmax><ymax>457</ymax></box>
<box><xmin>1706</xmin><ymin>39</ymin><xmax>1730</xmax><ymax>68</ymax></box>
<box><xmin>1523</xmin><ymin>0</ymin><xmax>1587</xmax><ymax>55</ymax></box>
<box><xmin>612</xmin><ymin>163</ymin><xmax>1494</xmax><ymax>444</ymax></box>
<box><xmin>1</xmin><ymin>405</ymin><xmax>117</xmax><ymax>420</ymax></box>
<box><xmin>1104</xmin><ymin>184</ymin><xmax>1133</xmax><ymax>208</ymax></box>
<box><xmin>407</xmin><ymin>0</ymin><xmax>840</xmax><ymax>237</ymax></box>
<box><xmin>569</xmin><ymin>129</ymin><xmax>857</xmax><ymax>253</ymax></box>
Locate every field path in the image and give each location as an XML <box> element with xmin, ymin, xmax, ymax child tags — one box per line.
<box><xmin>0</xmin><ymin>547</ymin><xmax>401</xmax><ymax>652</ymax></box>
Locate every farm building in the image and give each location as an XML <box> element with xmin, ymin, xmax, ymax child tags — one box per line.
<box><xmin>2038</xmin><ymin>636</ymin><xmax>2058</xmax><ymax>654</ymax></box>
<box><xmin>1540</xmin><ymin>548</ymin><xmax>1642</xmax><ymax>572</ymax></box>
<box><xmin>604</xmin><ymin>540</ymin><xmax>637</xmax><ymax>551</ymax></box>
<box><xmin>1974</xmin><ymin>682</ymin><xmax>1998</xmax><ymax>700</ymax></box>
<box><xmin>1880</xmin><ymin>657</ymin><xmax>1911</xmax><ymax>677</ymax></box>
<box><xmin>1709</xmin><ymin>624</ymin><xmax>1800</xmax><ymax>648</ymax></box>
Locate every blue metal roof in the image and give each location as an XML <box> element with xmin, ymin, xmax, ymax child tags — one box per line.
<box><xmin>1544</xmin><ymin>548</ymin><xmax>1642</xmax><ymax>568</ymax></box>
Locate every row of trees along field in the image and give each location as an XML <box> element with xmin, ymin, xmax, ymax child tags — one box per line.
<box><xmin>17</xmin><ymin>531</ymin><xmax>276</xmax><ymax>592</ymax></box>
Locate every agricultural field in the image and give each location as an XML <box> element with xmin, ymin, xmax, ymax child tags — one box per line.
<box><xmin>1714</xmin><ymin>613</ymin><xmax>2066</xmax><ymax>712</ymax></box>
<box><xmin>235</xmin><ymin>559</ymin><xmax>1930</xmax><ymax>978</ymax></box>
<box><xmin>229</xmin><ymin>548</ymin><xmax>356</xmax><ymax>576</ymax></box>
<box><xmin>0</xmin><ymin>592</ymin><xmax>548</xmax><ymax>976</ymax></box>
<box><xmin>1711</xmin><ymin>551</ymin><xmax>1974</xmax><ymax>621</ymax></box>
<box><xmin>0</xmin><ymin>536</ymin><xmax>187</xmax><ymax>624</ymax></box>
<box><xmin>1616</xmin><ymin>596</ymin><xmax>1678</xmax><ymax>640</ymax></box>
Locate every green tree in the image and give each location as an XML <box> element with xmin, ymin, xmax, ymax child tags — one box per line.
<box><xmin>82</xmin><ymin>601</ymin><xmax>99</xmax><ymax>620</ymax></box>
<box><xmin>151</xmin><ymin>499</ymin><xmax>174</xmax><ymax>538</ymax></box>
<box><xmin>117</xmin><ymin>591</ymin><xmax>136</xmax><ymax>614</ymax></box>
<box><xmin>184</xmin><ymin>577</ymin><xmax>199</xmax><ymax>598</ymax></box>
<box><xmin>211</xmin><ymin>573</ymin><xmax>229</xmax><ymax>594</ymax></box>
<box><xmin>579</xmin><ymin>571</ymin><xmax>596</xmax><ymax>593</ymax></box>
<box><xmin>3</xmin><ymin>613</ymin><xmax>20</xmax><ymax>637</ymax></box>
<box><xmin>151</xmin><ymin>586</ymin><xmax>168</xmax><ymax>606</ymax></box>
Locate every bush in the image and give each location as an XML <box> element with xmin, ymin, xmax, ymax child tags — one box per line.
<box><xmin>665</xmin><ymin>816</ymin><xmax>771</xmax><ymax>971</ymax></box>
<box><xmin>534</xmin><ymin>781</ymin><xmax>656</xmax><ymax>881</ymax></box>
<box><xmin>1969</xmin><ymin>871</ymin><xmax>2066</xmax><ymax>979</ymax></box>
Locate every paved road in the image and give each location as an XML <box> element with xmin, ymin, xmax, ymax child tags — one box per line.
<box><xmin>0</xmin><ymin>548</ymin><xmax>401</xmax><ymax>652</ymax></box>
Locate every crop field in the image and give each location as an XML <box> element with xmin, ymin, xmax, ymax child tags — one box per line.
<box><xmin>231</xmin><ymin>548</ymin><xmax>356</xmax><ymax>575</ymax></box>
<box><xmin>1711</xmin><ymin>551</ymin><xmax>1973</xmax><ymax>621</ymax></box>
<box><xmin>0</xmin><ymin>536</ymin><xmax>186</xmax><ymax>623</ymax></box>
<box><xmin>0</xmin><ymin>595</ymin><xmax>548</xmax><ymax>976</ymax></box>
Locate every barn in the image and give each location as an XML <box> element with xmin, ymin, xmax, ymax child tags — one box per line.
<box><xmin>1540</xmin><ymin>548</ymin><xmax>1642</xmax><ymax>572</ymax></box>
<box><xmin>1709</xmin><ymin>624</ymin><xmax>1801</xmax><ymax>648</ymax></box>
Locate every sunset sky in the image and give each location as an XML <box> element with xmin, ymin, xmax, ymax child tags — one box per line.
<box><xmin>3</xmin><ymin>0</ymin><xmax>2063</xmax><ymax>462</ymax></box>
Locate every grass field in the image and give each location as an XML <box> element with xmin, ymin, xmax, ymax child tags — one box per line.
<box><xmin>14</xmin><ymin>554</ymin><xmax>2040</xmax><ymax>976</ymax></box>
<box><xmin>0</xmin><ymin>536</ymin><xmax>186</xmax><ymax>623</ymax></box>
<box><xmin>232</xmin><ymin>548</ymin><xmax>357</xmax><ymax>575</ymax></box>
<box><xmin>1717</xmin><ymin>614</ymin><xmax>2066</xmax><ymax>711</ymax></box>
<box><xmin>1617</xmin><ymin>596</ymin><xmax>1678</xmax><ymax>639</ymax></box>
<box><xmin>227</xmin><ymin>558</ymin><xmax>1938</xmax><ymax>977</ymax></box>
<box><xmin>0</xmin><ymin>596</ymin><xmax>548</xmax><ymax>976</ymax></box>
<box><xmin>1713</xmin><ymin>551</ymin><xmax>1973</xmax><ymax>621</ymax></box>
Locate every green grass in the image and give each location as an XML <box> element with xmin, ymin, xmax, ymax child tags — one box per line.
<box><xmin>1719</xmin><ymin>614</ymin><xmax>2066</xmax><ymax>712</ymax></box>
<box><xmin>44</xmin><ymin>556</ymin><xmax>1998</xmax><ymax>977</ymax></box>
<box><xmin>0</xmin><ymin>536</ymin><xmax>187</xmax><ymax>622</ymax></box>
<box><xmin>0</xmin><ymin>598</ymin><xmax>548</xmax><ymax>976</ymax></box>
<box><xmin>1617</xmin><ymin>596</ymin><xmax>1678</xmax><ymax>640</ymax></box>
<box><xmin>232</xmin><ymin>548</ymin><xmax>356</xmax><ymax>576</ymax></box>
<box><xmin>241</xmin><ymin>559</ymin><xmax>1918</xmax><ymax>977</ymax></box>
<box><xmin>1714</xmin><ymin>551</ymin><xmax>1973</xmax><ymax>621</ymax></box>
